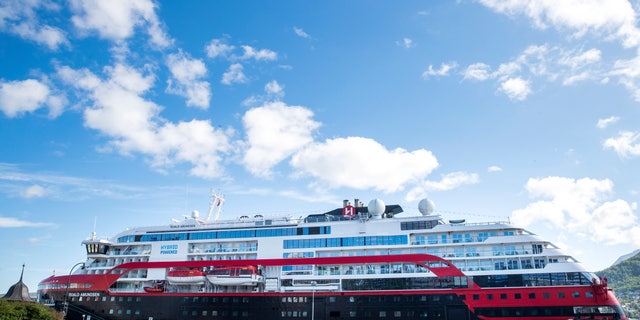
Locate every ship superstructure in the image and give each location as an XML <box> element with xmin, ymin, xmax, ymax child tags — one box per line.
<box><xmin>38</xmin><ymin>193</ymin><xmax>626</xmax><ymax>320</ymax></box>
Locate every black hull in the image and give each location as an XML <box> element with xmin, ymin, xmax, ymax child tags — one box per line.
<box><xmin>58</xmin><ymin>292</ymin><xmax>480</xmax><ymax>320</ymax></box>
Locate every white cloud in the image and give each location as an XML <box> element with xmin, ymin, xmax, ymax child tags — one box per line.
<box><xmin>205</xmin><ymin>38</ymin><xmax>235</xmax><ymax>59</ymax></box>
<box><xmin>421</xmin><ymin>62</ymin><xmax>458</xmax><ymax>78</ymax></box>
<box><xmin>611</xmin><ymin>55</ymin><xmax>640</xmax><ymax>102</ymax></box>
<box><xmin>477</xmin><ymin>0</ymin><xmax>640</xmax><ymax>48</ymax></box>
<box><xmin>406</xmin><ymin>172</ymin><xmax>479</xmax><ymax>200</ymax></box>
<box><xmin>0</xmin><ymin>217</ymin><xmax>55</xmax><ymax>228</ymax></box>
<box><xmin>512</xmin><ymin>176</ymin><xmax>640</xmax><ymax>246</ymax></box>
<box><xmin>603</xmin><ymin>131</ymin><xmax>640</xmax><ymax>158</ymax></box>
<box><xmin>240</xmin><ymin>45</ymin><xmax>277</xmax><ymax>61</ymax></box>
<box><xmin>70</xmin><ymin>0</ymin><xmax>172</xmax><ymax>47</ymax></box>
<box><xmin>488</xmin><ymin>165</ymin><xmax>502</xmax><ymax>172</ymax></box>
<box><xmin>457</xmin><ymin>45</ymin><xmax>605</xmax><ymax>100</ymax></box>
<box><xmin>291</xmin><ymin>137</ymin><xmax>439</xmax><ymax>193</ymax></box>
<box><xmin>499</xmin><ymin>77</ymin><xmax>531</xmax><ymax>101</ymax></box>
<box><xmin>397</xmin><ymin>38</ymin><xmax>414</xmax><ymax>49</ymax></box>
<box><xmin>264</xmin><ymin>80</ymin><xmax>284</xmax><ymax>99</ymax></box>
<box><xmin>0</xmin><ymin>79</ymin><xmax>65</xmax><ymax>118</ymax></box>
<box><xmin>242</xmin><ymin>101</ymin><xmax>320</xmax><ymax>177</ymax></box>
<box><xmin>165</xmin><ymin>51</ymin><xmax>210</xmax><ymax>109</ymax></box>
<box><xmin>21</xmin><ymin>185</ymin><xmax>46</xmax><ymax>198</ymax></box>
<box><xmin>293</xmin><ymin>27</ymin><xmax>310</xmax><ymax>39</ymax></box>
<box><xmin>57</xmin><ymin>63</ymin><xmax>232</xmax><ymax>179</ymax></box>
<box><xmin>221</xmin><ymin>63</ymin><xmax>248</xmax><ymax>85</ymax></box>
<box><xmin>596</xmin><ymin>116</ymin><xmax>620</xmax><ymax>129</ymax></box>
<box><xmin>463</xmin><ymin>63</ymin><xmax>492</xmax><ymax>81</ymax></box>
<box><xmin>0</xmin><ymin>0</ymin><xmax>69</xmax><ymax>50</ymax></box>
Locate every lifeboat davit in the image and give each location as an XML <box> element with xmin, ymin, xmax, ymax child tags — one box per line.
<box><xmin>166</xmin><ymin>269</ymin><xmax>206</xmax><ymax>284</ymax></box>
<box><xmin>207</xmin><ymin>266</ymin><xmax>264</xmax><ymax>286</ymax></box>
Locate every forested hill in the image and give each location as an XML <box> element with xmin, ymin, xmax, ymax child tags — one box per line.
<box><xmin>597</xmin><ymin>251</ymin><xmax>640</xmax><ymax>293</ymax></box>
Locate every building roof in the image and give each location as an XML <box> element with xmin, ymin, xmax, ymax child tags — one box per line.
<box><xmin>1</xmin><ymin>264</ymin><xmax>33</xmax><ymax>301</ymax></box>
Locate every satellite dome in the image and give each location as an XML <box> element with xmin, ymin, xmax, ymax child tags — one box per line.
<box><xmin>418</xmin><ymin>198</ymin><xmax>435</xmax><ymax>216</ymax></box>
<box><xmin>368</xmin><ymin>199</ymin><xmax>385</xmax><ymax>219</ymax></box>
<box><xmin>192</xmin><ymin>210</ymin><xmax>200</xmax><ymax>219</ymax></box>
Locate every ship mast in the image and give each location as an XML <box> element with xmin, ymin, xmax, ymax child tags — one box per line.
<box><xmin>206</xmin><ymin>191</ymin><xmax>225</xmax><ymax>221</ymax></box>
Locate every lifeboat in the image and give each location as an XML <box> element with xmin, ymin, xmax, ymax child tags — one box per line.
<box><xmin>166</xmin><ymin>269</ymin><xmax>206</xmax><ymax>284</ymax></box>
<box><xmin>143</xmin><ymin>286</ymin><xmax>164</xmax><ymax>293</ymax></box>
<box><xmin>207</xmin><ymin>266</ymin><xmax>264</xmax><ymax>286</ymax></box>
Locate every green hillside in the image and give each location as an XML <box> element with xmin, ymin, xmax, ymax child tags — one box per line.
<box><xmin>597</xmin><ymin>252</ymin><xmax>640</xmax><ymax>293</ymax></box>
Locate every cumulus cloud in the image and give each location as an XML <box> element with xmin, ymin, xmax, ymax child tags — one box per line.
<box><xmin>0</xmin><ymin>79</ymin><xmax>66</xmax><ymax>118</ymax></box>
<box><xmin>291</xmin><ymin>137</ymin><xmax>439</xmax><ymax>193</ymax></box>
<box><xmin>57</xmin><ymin>63</ymin><xmax>232</xmax><ymax>179</ymax></box>
<box><xmin>21</xmin><ymin>184</ymin><xmax>46</xmax><ymax>198</ymax></box>
<box><xmin>240</xmin><ymin>45</ymin><xmax>277</xmax><ymax>61</ymax></box>
<box><xmin>165</xmin><ymin>51</ymin><xmax>210</xmax><ymax>108</ymax></box>
<box><xmin>488</xmin><ymin>165</ymin><xmax>503</xmax><ymax>172</ymax></box>
<box><xmin>221</xmin><ymin>63</ymin><xmax>248</xmax><ymax>85</ymax></box>
<box><xmin>603</xmin><ymin>131</ymin><xmax>640</xmax><ymax>158</ymax></box>
<box><xmin>500</xmin><ymin>77</ymin><xmax>531</xmax><ymax>101</ymax></box>
<box><xmin>477</xmin><ymin>0</ymin><xmax>640</xmax><ymax>48</ymax></box>
<box><xmin>205</xmin><ymin>38</ymin><xmax>235</xmax><ymax>59</ymax></box>
<box><xmin>596</xmin><ymin>116</ymin><xmax>619</xmax><ymax>129</ymax></box>
<box><xmin>422</xmin><ymin>62</ymin><xmax>458</xmax><ymax>78</ymax></box>
<box><xmin>242</xmin><ymin>101</ymin><xmax>320</xmax><ymax>177</ymax></box>
<box><xmin>512</xmin><ymin>176</ymin><xmax>640</xmax><ymax>246</ymax></box>
<box><xmin>70</xmin><ymin>0</ymin><xmax>172</xmax><ymax>47</ymax></box>
<box><xmin>0</xmin><ymin>0</ymin><xmax>69</xmax><ymax>50</ymax></box>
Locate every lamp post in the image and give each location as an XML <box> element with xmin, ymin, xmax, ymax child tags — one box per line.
<box><xmin>63</xmin><ymin>262</ymin><xmax>85</xmax><ymax>320</ymax></box>
<box><xmin>310</xmin><ymin>281</ymin><xmax>317</xmax><ymax>320</ymax></box>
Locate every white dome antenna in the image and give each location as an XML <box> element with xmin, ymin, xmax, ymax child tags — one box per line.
<box><xmin>368</xmin><ymin>199</ymin><xmax>386</xmax><ymax>219</ymax></box>
<box><xmin>418</xmin><ymin>198</ymin><xmax>435</xmax><ymax>216</ymax></box>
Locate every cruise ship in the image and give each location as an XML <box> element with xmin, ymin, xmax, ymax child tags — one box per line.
<box><xmin>38</xmin><ymin>193</ymin><xmax>626</xmax><ymax>320</ymax></box>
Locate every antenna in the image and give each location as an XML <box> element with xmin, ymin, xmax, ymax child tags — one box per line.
<box><xmin>206</xmin><ymin>190</ymin><xmax>225</xmax><ymax>221</ymax></box>
<box><xmin>92</xmin><ymin>216</ymin><xmax>97</xmax><ymax>240</ymax></box>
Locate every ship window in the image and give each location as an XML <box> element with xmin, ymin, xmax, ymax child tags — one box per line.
<box><xmin>394</xmin><ymin>311</ymin><xmax>401</xmax><ymax>317</ymax></box>
<box><xmin>126</xmin><ymin>310</ymin><xmax>131</xmax><ymax>315</ymax></box>
<box><xmin>459</xmin><ymin>295</ymin><xmax>466</xmax><ymax>300</ymax></box>
<box><xmin>572</xmin><ymin>292</ymin><xmax>580</xmax><ymax>298</ymax></box>
<box><xmin>543</xmin><ymin>292</ymin><xmax>550</xmax><ymax>299</ymax></box>
<box><xmin>528</xmin><ymin>293</ymin><xmax>536</xmax><ymax>299</ymax></box>
<box><xmin>558</xmin><ymin>292</ymin><xmax>565</xmax><ymax>298</ymax></box>
<box><xmin>585</xmin><ymin>291</ymin><xmax>593</xmax><ymax>298</ymax></box>
<box><xmin>500</xmin><ymin>293</ymin><xmax>507</xmax><ymax>299</ymax></box>
<box><xmin>514</xmin><ymin>293</ymin><xmax>521</xmax><ymax>299</ymax></box>
<box><xmin>109</xmin><ymin>309</ymin><xmax>114</xmax><ymax>314</ymax></box>
<box><xmin>486</xmin><ymin>294</ymin><xmax>493</xmax><ymax>300</ymax></box>
<box><xmin>379</xmin><ymin>311</ymin><xmax>386</xmax><ymax>317</ymax></box>
<box><xmin>473</xmin><ymin>294</ymin><xmax>480</xmax><ymax>300</ymax></box>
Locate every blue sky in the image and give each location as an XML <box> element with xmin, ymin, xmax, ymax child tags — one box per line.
<box><xmin>2</xmin><ymin>0</ymin><xmax>640</xmax><ymax>292</ymax></box>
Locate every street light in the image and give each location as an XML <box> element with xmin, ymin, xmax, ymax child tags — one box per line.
<box><xmin>310</xmin><ymin>281</ymin><xmax>317</xmax><ymax>320</ymax></box>
<box><xmin>63</xmin><ymin>262</ymin><xmax>85</xmax><ymax>320</ymax></box>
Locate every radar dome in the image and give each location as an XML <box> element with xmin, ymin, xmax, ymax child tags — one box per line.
<box><xmin>418</xmin><ymin>198</ymin><xmax>435</xmax><ymax>216</ymax></box>
<box><xmin>368</xmin><ymin>198</ymin><xmax>385</xmax><ymax>219</ymax></box>
<box><xmin>192</xmin><ymin>210</ymin><xmax>200</xmax><ymax>219</ymax></box>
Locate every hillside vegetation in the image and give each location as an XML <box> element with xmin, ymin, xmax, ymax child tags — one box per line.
<box><xmin>598</xmin><ymin>252</ymin><xmax>640</xmax><ymax>293</ymax></box>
